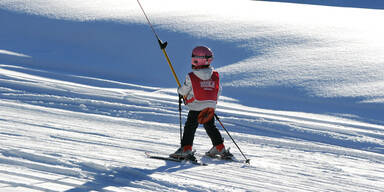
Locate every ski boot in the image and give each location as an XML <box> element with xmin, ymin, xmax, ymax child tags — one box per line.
<box><xmin>169</xmin><ymin>145</ymin><xmax>195</xmax><ymax>160</ymax></box>
<box><xmin>205</xmin><ymin>144</ymin><xmax>233</xmax><ymax>160</ymax></box>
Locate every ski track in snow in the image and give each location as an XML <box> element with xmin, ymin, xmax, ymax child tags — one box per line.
<box><xmin>1</xmin><ymin>64</ymin><xmax>384</xmax><ymax>191</ymax></box>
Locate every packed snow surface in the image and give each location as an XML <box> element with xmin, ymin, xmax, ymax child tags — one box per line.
<box><xmin>0</xmin><ymin>0</ymin><xmax>383</xmax><ymax>191</ymax></box>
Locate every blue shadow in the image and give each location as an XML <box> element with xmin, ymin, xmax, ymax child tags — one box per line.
<box><xmin>259</xmin><ymin>0</ymin><xmax>384</xmax><ymax>10</ymax></box>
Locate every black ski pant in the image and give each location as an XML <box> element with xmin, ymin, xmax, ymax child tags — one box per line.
<box><xmin>181</xmin><ymin>110</ymin><xmax>224</xmax><ymax>148</ymax></box>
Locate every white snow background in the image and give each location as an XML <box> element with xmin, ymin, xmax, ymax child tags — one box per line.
<box><xmin>0</xmin><ymin>0</ymin><xmax>384</xmax><ymax>191</ymax></box>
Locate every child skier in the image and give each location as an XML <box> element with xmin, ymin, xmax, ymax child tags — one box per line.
<box><xmin>170</xmin><ymin>46</ymin><xmax>233</xmax><ymax>159</ymax></box>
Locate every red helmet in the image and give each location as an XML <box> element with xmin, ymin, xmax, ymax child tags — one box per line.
<box><xmin>191</xmin><ymin>46</ymin><xmax>213</xmax><ymax>68</ymax></box>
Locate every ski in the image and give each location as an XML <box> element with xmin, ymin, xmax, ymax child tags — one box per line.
<box><xmin>145</xmin><ymin>152</ymin><xmax>208</xmax><ymax>166</ymax></box>
<box><xmin>201</xmin><ymin>154</ymin><xmax>250</xmax><ymax>164</ymax></box>
<box><xmin>202</xmin><ymin>154</ymin><xmax>236</xmax><ymax>161</ymax></box>
<box><xmin>200</xmin><ymin>147</ymin><xmax>237</xmax><ymax>162</ymax></box>
<box><xmin>200</xmin><ymin>150</ymin><xmax>248</xmax><ymax>164</ymax></box>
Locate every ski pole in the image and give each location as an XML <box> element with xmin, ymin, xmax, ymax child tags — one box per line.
<box><xmin>136</xmin><ymin>0</ymin><xmax>181</xmax><ymax>87</ymax></box>
<box><xmin>214</xmin><ymin>114</ymin><xmax>250</xmax><ymax>164</ymax></box>
<box><xmin>178</xmin><ymin>95</ymin><xmax>183</xmax><ymax>144</ymax></box>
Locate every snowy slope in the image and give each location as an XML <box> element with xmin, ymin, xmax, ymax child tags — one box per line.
<box><xmin>1</xmin><ymin>0</ymin><xmax>384</xmax><ymax>120</ymax></box>
<box><xmin>1</xmin><ymin>0</ymin><xmax>384</xmax><ymax>191</ymax></box>
<box><xmin>1</xmin><ymin>64</ymin><xmax>384</xmax><ymax>192</ymax></box>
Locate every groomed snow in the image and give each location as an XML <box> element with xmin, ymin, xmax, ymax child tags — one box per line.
<box><xmin>1</xmin><ymin>65</ymin><xmax>384</xmax><ymax>191</ymax></box>
<box><xmin>1</xmin><ymin>0</ymin><xmax>384</xmax><ymax>191</ymax></box>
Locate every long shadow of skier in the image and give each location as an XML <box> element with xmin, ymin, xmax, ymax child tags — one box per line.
<box><xmin>65</xmin><ymin>161</ymin><xmax>198</xmax><ymax>192</ymax></box>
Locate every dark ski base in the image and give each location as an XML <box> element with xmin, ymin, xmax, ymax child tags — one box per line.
<box><xmin>145</xmin><ymin>152</ymin><xmax>208</xmax><ymax>166</ymax></box>
<box><xmin>204</xmin><ymin>155</ymin><xmax>233</xmax><ymax>160</ymax></box>
<box><xmin>202</xmin><ymin>154</ymin><xmax>250</xmax><ymax>164</ymax></box>
<box><xmin>202</xmin><ymin>154</ymin><xmax>236</xmax><ymax>162</ymax></box>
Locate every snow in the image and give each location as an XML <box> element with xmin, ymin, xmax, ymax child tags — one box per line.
<box><xmin>1</xmin><ymin>0</ymin><xmax>384</xmax><ymax>191</ymax></box>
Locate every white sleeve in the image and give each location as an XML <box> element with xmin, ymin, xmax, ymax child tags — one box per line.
<box><xmin>177</xmin><ymin>75</ymin><xmax>192</xmax><ymax>96</ymax></box>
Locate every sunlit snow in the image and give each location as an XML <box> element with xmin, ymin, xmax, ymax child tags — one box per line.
<box><xmin>1</xmin><ymin>0</ymin><xmax>383</xmax><ymax>191</ymax></box>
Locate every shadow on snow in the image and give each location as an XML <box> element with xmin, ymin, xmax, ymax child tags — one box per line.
<box><xmin>65</xmin><ymin>161</ymin><xmax>201</xmax><ymax>192</ymax></box>
<box><xmin>259</xmin><ymin>0</ymin><xmax>384</xmax><ymax>10</ymax></box>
